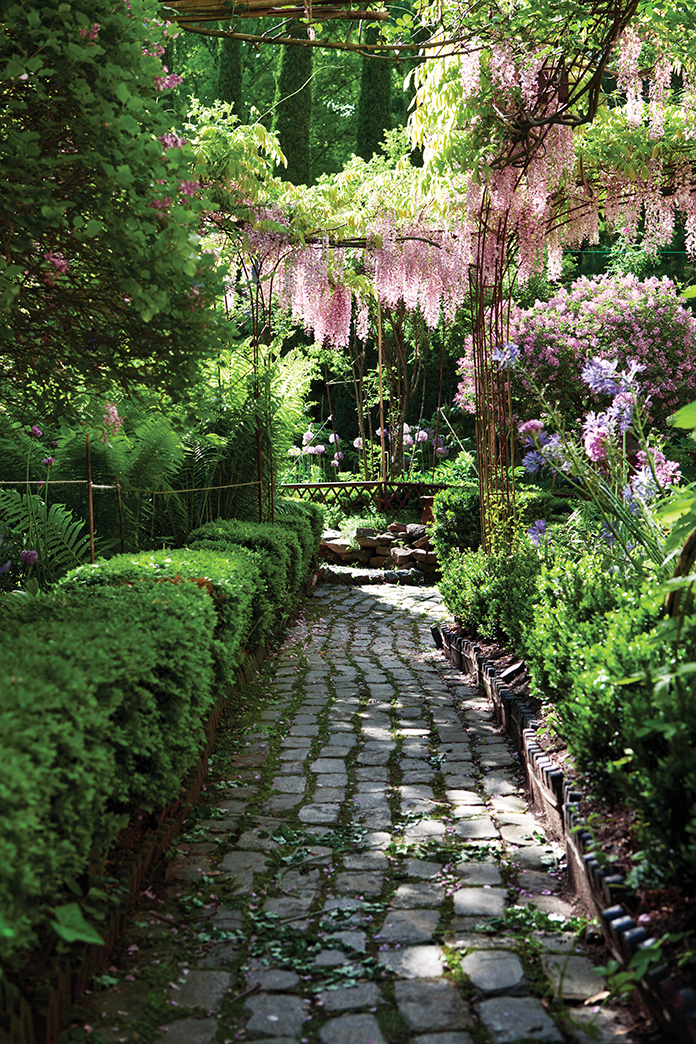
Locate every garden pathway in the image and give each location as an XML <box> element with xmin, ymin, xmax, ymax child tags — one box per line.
<box><xmin>76</xmin><ymin>582</ymin><xmax>636</xmax><ymax>1044</ymax></box>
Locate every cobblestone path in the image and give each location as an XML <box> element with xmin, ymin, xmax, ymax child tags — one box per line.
<box><xmin>78</xmin><ymin>583</ymin><xmax>631</xmax><ymax>1044</ymax></box>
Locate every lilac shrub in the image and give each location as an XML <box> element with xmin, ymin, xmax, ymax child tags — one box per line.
<box><xmin>455</xmin><ymin>273</ymin><xmax>696</xmax><ymax>430</ymax></box>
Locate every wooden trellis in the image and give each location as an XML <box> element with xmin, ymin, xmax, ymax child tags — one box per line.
<box><xmin>280</xmin><ymin>481</ymin><xmax>449</xmax><ymax>515</ymax></box>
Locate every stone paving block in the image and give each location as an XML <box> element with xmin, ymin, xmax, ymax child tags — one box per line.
<box><xmin>281</xmin><ymin>747</ymin><xmax>310</xmax><ymax>761</ymax></box>
<box><xmin>454</xmin><ymin>862</ymin><xmax>503</xmax><ymax>886</ymax></box>
<box><xmin>299</xmin><ymin>803</ymin><xmax>342</xmax><ymax>824</ymax></box>
<box><xmin>394</xmin><ymin>979</ymin><xmax>473</xmax><ymax>1031</ymax></box>
<box><xmin>378</xmin><ymin>944</ymin><xmax>445</xmax><ymax>978</ymax></box>
<box><xmin>264</xmin><ymin>894</ymin><xmax>315</xmax><ymax>918</ymax></box>
<box><xmin>481</xmin><ymin>775</ymin><xmax>519</xmax><ymax>797</ymax></box>
<box><xmin>460</xmin><ymin>951</ymin><xmax>525</xmax><ymax>995</ymax></box>
<box><xmin>399</xmin><ymin>758</ymin><xmax>431</xmax><ymax>772</ymax></box>
<box><xmin>402</xmin><ymin>770</ymin><xmax>437</xmax><ymax>784</ymax></box>
<box><xmin>477</xmin><ymin>997</ymin><xmax>563</xmax><ymax>1043</ymax></box>
<box><xmin>489</xmin><ymin>795</ymin><xmax>528</xmax><ymax>815</ymax></box>
<box><xmin>517</xmin><ymin>870</ymin><xmax>561</xmax><ymax>894</ymax></box>
<box><xmin>316</xmin><ymin>773</ymin><xmax>349</xmax><ymax>788</ymax></box>
<box><xmin>214</xmin><ymin>798</ymin><xmax>247</xmax><ymax>814</ymax></box>
<box><xmin>326</xmin><ymin>929</ymin><xmax>367</xmax><ymax>951</ymax></box>
<box><xmin>165</xmin><ymin>855</ymin><xmax>214</xmax><ymax>884</ymax></box>
<box><xmin>355</xmin><ymin>766</ymin><xmax>389</xmax><ymax>781</ymax></box>
<box><xmin>403</xmin><ymin>858</ymin><xmax>443</xmax><ymax>879</ymax></box>
<box><xmin>317</xmin><ymin>982</ymin><xmax>382</xmax><ymax>1011</ymax></box>
<box><xmin>317</xmin><ymin>747</ymin><xmax>354</xmax><ymax>760</ymax></box>
<box><xmin>315</xmin><ymin>788</ymin><xmax>346</xmax><ymax>804</ymax></box>
<box><xmin>244</xmin><ymin>992</ymin><xmax>309</xmax><ymax>1037</ymax></box>
<box><xmin>404</xmin><ymin>819</ymin><xmax>446</xmax><ymax>840</ymax></box>
<box><xmin>413</xmin><ymin>1034</ymin><xmax>473</xmax><ymax>1044</ymax></box>
<box><xmin>237</xmin><ymin>830</ymin><xmax>281</xmax><ymax>852</ymax></box>
<box><xmin>541</xmin><ymin>954</ymin><xmax>603</xmax><ymax>1000</ymax></box>
<box><xmin>263</xmin><ymin>794</ymin><xmax>302</xmax><ymax>812</ymax></box>
<box><xmin>511</xmin><ymin>845</ymin><xmax>558</xmax><ymax>870</ymax></box>
<box><xmin>357</xmin><ymin>749</ymin><xmax>391</xmax><ymax>766</ymax></box>
<box><xmin>453</xmin><ymin>887</ymin><xmax>506</xmax><ymax>917</ymax></box>
<box><xmin>518</xmin><ymin>894</ymin><xmax>576</xmax><ymax>918</ymax></box>
<box><xmin>446</xmin><ymin>790</ymin><xmax>483</xmax><ymax>805</ymax></box>
<box><xmin>196</xmin><ymin>942</ymin><xmax>240</xmax><ymax>968</ymax></box>
<box><xmin>327</xmin><ymin>733</ymin><xmax>357</xmax><ymax>746</ymax></box>
<box><xmin>343</xmin><ymin>852</ymin><xmax>388</xmax><ymax>871</ymax></box>
<box><xmin>319</xmin><ymin>1013</ymin><xmax>387</xmax><ymax>1044</ymax></box>
<box><xmin>245</xmin><ymin>966</ymin><xmax>301</xmax><ymax>991</ymax></box>
<box><xmin>219</xmin><ymin>850</ymin><xmax>267</xmax><ymax>890</ymax></box>
<box><xmin>172</xmin><ymin>970</ymin><xmax>231</xmax><ymax>1009</ymax></box>
<box><xmin>531</xmin><ymin>932</ymin><xmax>581</xmax><ymax>954</ymax></box>
<box><xmin>392</xmin><ymin>881</ymin><xmax>446</xmax><ymax>907</ymax></box>
<box><xmin>335</xmin><ymin>871</ymin><xmax>384</xmax><ymax>895</ymax></box>
<box><xmin>352</xmin><ymin>792</ymin><xmax>390</xmax><ymax>810</ymax></box>
<box><xmin>452</xmin><ymin>817</ymin><xmax>499</xmax><ymax>841</ymax></box>
<box><xmin>152</xmin><ymin>1017</ymin><xmax>218</xmax><ymax>1044</ymax></box>
<box><xmin>274</xmin><ymin>776</ymin><xmax>308</xmax><ymax>793</ymax></box>
<box><xmin>377</xmin><ymin>908</ymin><xmax>440</xmax><ymax>943</ymax></box>
<box><xmin>311</xmin><ymin>758</ymin><xmax>348</xmax><ymax>773</ymax></box>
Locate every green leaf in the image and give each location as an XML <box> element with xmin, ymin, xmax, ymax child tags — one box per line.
<box><xmin>670</xmin><ymin>400</ymin><xmax>696</xmax><ymax>429</ymax></box>
<box><xmin>51</xmin><ymin>903</ymin><xmax>104</xmax><ymax>946</ymax></box>
<box><xmin>84</xmin><ymin>219</ymin><xmax>102</xmax><ymax>237</ymax></box>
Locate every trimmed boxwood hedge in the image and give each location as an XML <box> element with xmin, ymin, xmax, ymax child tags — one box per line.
<box><xmin>0</xmin><ymin>509</ymin><xmax>321</xmax><ymax>968</ymax></box>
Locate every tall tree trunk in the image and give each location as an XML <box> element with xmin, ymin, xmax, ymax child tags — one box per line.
<box><xmin>272</xmin><ymin>29</ymin><xmax>312</xmax><ymax>185</ymax></box>
<box><xmin>356</xmin><ymin>27</ymin><xmax>391</xmax><ymax>160</ymax></box>
<box><xmin>217</xmin><ymin>36</ymin><xmax>243</xmax><ymax>116</ymax></box>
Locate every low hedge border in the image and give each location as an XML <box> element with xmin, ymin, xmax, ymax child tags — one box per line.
<box><xmin>0</xmin><ymin>583</ymin><xmax>314</xmax><ymax>1044</ymax></box>
<box><xmin>438</xmin><ymin>623</ymin><xmax>696</xmax><ymax>1044</ymax></box>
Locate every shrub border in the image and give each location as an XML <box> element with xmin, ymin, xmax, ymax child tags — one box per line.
<box><xmin>0</xmin><ymin>572</ymin><xmax>319</xmax><ymax>1044</ymax></box>
<box><xmin>438</xmin><ymin>623</ymin><xmax>696</xmax><ymax>1044</ymax></box>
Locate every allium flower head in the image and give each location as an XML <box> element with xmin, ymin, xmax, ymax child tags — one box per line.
<box><xmin>302</xmin><ymin>429</ymin><xmax>314</xmax><ymax>446</ymax></box>
<box><xmin>491</xmin><ymin>342</ymin><xmax>520</xmax><ymax>370</ymax></box>
<box><xmin>49</xmin><ymin>440</ymin><xmax>58</xmax><ymax>449</ymax></box>
<box><xmin>333</xmin><ymin>451</ymin><xmax>344</xmax><ymax>462</ymax></box>
<box><xmin>43</xmin><ymin>457</ymin><xmax>54</xmax><ymax>467</ymax></box>
<box><xmin>581</xmin><ymin>357</ymin><xmax>620</xmax><ymax>395</ymax></box>
<box><xmin>20</xmin><ymin>549</ymin><xmax>38</xmax><ymax>566</ymax></box>
<box><xmin>353</xmin><ymin>437</ymin><xmax>363</xmax><ymax>449</ymax></box>
<box><xmin>403</xmin><ymin>434</ymin><xmax>414</xmax><ymax>447</ymax></box>
<box><xmin>416</xmin><ymin>429</ymin><xmax>429</xmax><ymax>443</ymax></box>
<box><xmin>27</xmin><ymin>425</ymin><xmax>42</xmax><ymax>439</ymax></box>
<box><xmin>328</xmin><ymin>433</ymin><xmax>340</xmax><ymax>444</ymax></box>
<box><xmin>528</xmin><ymin>519</ymin><xmax>548</xmax><ymax>546</ymax></box>
<box><xmin>287</xmin><ymin>446</ymin><xmax>301</xmax><ymax>457</ymax></box>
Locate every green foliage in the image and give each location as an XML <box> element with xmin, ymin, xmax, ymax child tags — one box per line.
<box><xmin>438</xmin><ymin>543</ymin><xmax>542</xmax><ymax>645</ymax></box>
<box><xmin>431</xmin><ymin>481</ymin><xmax>574</xmax><ymax>563</ymax></box>
<box><xmin>0</xmin><ymin>489</ymin><xmax>94</xmax><ymax>590</ymax></box>
<box><xmin>272</xmin><ymin>31</ymin><xmax>313</xmax><ymax>185</ymax></box>
<box><xmin>275</xmin><ymin>496</ymin><xmax>326</xmax><ymax>546</ymax></box>
<box><xmin>60</xmin><ymin>547</ymin><xmax>261</xmax><ymax>688</ymax></box>
<box><xmin>356</xmin><ymin>27</ymin><xmax>391</xmax><ymax>161</ymax></box>
<box><xmin>1</xmin><ymin>0</ymin><xmax>230</xmax><ymax>405</ymax></box>
<box><xmin>0</xmin><ymin>583</ymin><xmax>216</xmax><ymax>962</ymax></box>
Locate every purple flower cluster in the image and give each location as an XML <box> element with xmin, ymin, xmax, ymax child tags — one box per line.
<box><xmin>20</xmin><ymin>549</ymin><xmax>38</xmax><ymax>566</ymax></box>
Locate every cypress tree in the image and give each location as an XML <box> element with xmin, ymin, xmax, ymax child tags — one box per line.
<box><xmin>356</xmin><ymin>27</ymin><xmax>391</xmax><ymax>160</ymax></box>
<box><xmin>271</xmin><ymin>30</ymin><xmax>312</xmax><ymax>185</ymax></box>
<box><xmin>216</xmin><ymin>36</ymin><xmax>243</xmax><ymax>116</ymax></box>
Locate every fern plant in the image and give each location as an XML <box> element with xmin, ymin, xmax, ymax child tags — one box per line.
<box><xmin>0</xmin><ymin>490</ymin><xmax>94</xmax><ymax>589</ymax></box>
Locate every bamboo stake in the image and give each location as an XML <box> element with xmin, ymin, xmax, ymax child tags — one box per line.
<box><xmin>116</xmin><ymin>476</ymin><xmax>126</xmax><ymax>554</ymax></box>
<box><xmin>86</xmin><ymin>434</ymin><xmax>95</xmax><ymax>564</ymax></box>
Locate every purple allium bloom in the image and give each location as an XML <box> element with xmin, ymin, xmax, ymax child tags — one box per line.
<box><xmin>528</xmin><ymin>519</ymin><xmax>548</xmax><ymax>546</ymax></box>
<box><xmin>302</xmin><ymin>429</ymin><xmax>314</xmax><ymax>446</ymax></box>
<box><xmin>20</xmin><ymin>549</ymin><xmax>38</xmax><ymax>566</ymax></box>
<box><xmin>491</xmin><ymin>342</ymin><xmax>520</xmax><ymax>370</ymax></box>
<box><xmin>333</xmin><ymin>451</ymin><xmax>344</xmax><ymax>462</ymax></box>
<box><xmin>328</xmin><ymin>432</ymin><xmax>340</xmax><ymax>444</ymax></box>
<box><xmin>607</xmin><ymin>392</ymin><xmax>634</xmax><ymax>434</ymax></box>
<box><xmin>416</xmin><ymin>429</ymin><xmax>429</xmax><ymax>443</ymax></box>
<box><xmin>432</xmin><ymin>436</ymin><xmax>444</xmax><ymax>449</ymax></box>
<box><xmin>28</xmin><ymin>425</ymin><xmax>43</xmax><ymax>439</ymax></box>
<box><xmin>329</xmin><ymin>459</ymin><xmax>339</xmax><ymax>467</ymax></box>
<box><xmin>403</xmin><ymin>434</ymin><xmax>414</xmax><ymax>447</ymax></box>
<box><xmin>43</xmin><ymin>457</ymin><xmax>55</xmax><ymax>467</ymax></box>
<box><xmin>619</xmin><ymin>358</ymin><xmax>646</xmax><ymax>389</ymax></box>
<box><xmin>49</xmin><ymin>440</ymin><xmax>58</xmax><ymax>449</ymax></box>
<box><xmin>353</xmin><ymin>437</ymin><xmax>363</xmax><ymax>449</ymax></box>
<box><xmin>435</xmin><ymin>446</ymin><xmax>449</xmax><ymax>457</ymax></box>
<box><xmin>402</xmin><ymin>423</ymin><xmax>410</xmax><ymax>434</ymax></box>
<box><xmin>581</xmin><ymin>357</ymin><xmax>619</xmax><ymax>395</ymax></box>
<box><xmin>287</xmin><ymin>446</ymin><xmax>301</xmax><ymax>457</ymax></box>
<box><xmin>314</xmin><ymin>444</ymin><xmax>325</xmax><ymax>456</ymax></box>
<box><xmin>522</xmin><ymin>450</ymin><xmax>544</xmax><ymax>475</ymax></box>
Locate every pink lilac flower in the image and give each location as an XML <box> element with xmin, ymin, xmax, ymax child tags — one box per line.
<box><xmin>78</xmin><ymin>23</ymin><xmax>100</xmax><ymax>42</ymax></box>
<box><xmin>103</xmin><ymin>404</ymin><xmax>124</xmax><ymax>432</ymax></box>
<box><xmin>179</xmin><ymin>180</ymin><xmax>199</xmax><ymax>197</ymax></box>
<box><xmin>43</xmin><ymin>251</ymin><xmax>69</xmax><ymax>275</ymax></box>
